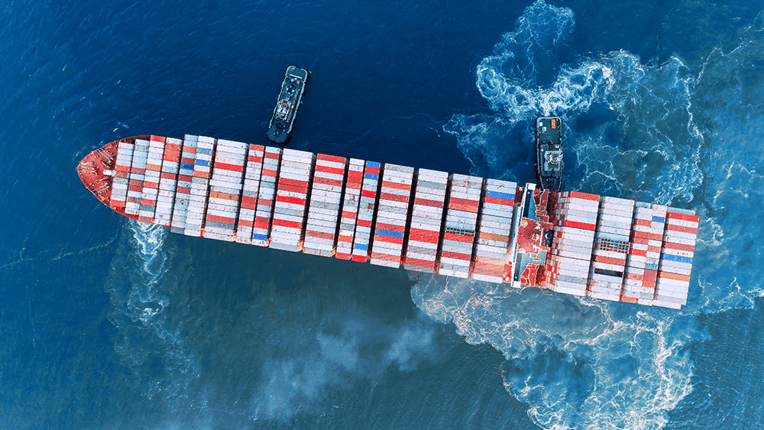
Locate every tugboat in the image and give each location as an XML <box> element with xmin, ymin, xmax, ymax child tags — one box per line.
<box><xmin>266</xmin><ymin>65</ymin><xmax>310</xmax><ymax>144</ymax></box>
<box><xmin>535</xmin><ymin>116</ymin><xmax>563</xmax><ymax>192</ymax></box>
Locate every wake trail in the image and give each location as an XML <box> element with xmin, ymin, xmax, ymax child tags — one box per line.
<box><xmin>426</xmin><ymin>1</ymin><xmax>760</xmax><ymax>428</ymax></box>
<box><xmin>105</xmin><ymin>220</ymin><xmax>200</xmax><ymax>402</ymax></box>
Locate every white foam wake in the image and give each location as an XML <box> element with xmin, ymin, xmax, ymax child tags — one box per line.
<box><xmin>105</xmin><ymin>220</ymin><xmax>200</xmax><ymax>401</ymax></box>
<box><xmin>446</xmin><ymin>0</ymin><xmax>703</xmax><ymax>205</ymax></box>
<box><xmin>433</xmin><ymin>1</ymin><xmax>720</xmax><ymax>428</ymax></box>
<box><xmin>127</xmin><ymin>220</ymin><xmax>169</xmax><ymax>325</ymax></box>
<box><xmin>686</xmin><ymin>11</ymin><xmax>764</xmax><ymax>314</ymax></box>
<box><xmin>432</xmin><ymin>2</ymin><xmax>764</xmax><ymax>428</ymax></box>
<box><xmin>411</xmin><ymin>273</ymin><xmax>699</xmax><ymax>430</ymax></box>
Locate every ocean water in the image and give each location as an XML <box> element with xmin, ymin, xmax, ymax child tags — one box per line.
<box><xmin>1</xmin><ymin>0</ymin><xmax>763</xmax><ymax>428</ymax></box>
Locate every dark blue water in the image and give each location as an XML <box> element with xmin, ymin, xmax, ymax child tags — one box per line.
<box><xmin>2</xmin><ymin>0</ymin><xmax>763</xmax><ymax>428</ymax></box>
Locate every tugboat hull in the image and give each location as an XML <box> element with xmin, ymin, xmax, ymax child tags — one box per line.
<box><xmin>267</xmin><ymin>65</ymin><xmax>309</xmax><ymax>144</ymax></box>
<box><xmin>535</xmin><ymin>116</ymin><xmax>563</xmax><ymax>192</ymax></box>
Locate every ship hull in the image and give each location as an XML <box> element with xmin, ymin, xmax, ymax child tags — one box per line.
<box><xmin>78</xmin><ymin>134</ymin><xmax>699</xmax><ymax>309</ymax></box>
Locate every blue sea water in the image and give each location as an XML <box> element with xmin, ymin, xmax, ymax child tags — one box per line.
<box><xmin>1</xmin><ymin>0</ymin><xmax>763</xmax><ymax>428</ymax></box>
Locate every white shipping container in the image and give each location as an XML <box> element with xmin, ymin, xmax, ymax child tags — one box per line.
<box><xmin>408</xmin><ymin>243</ymin><xmax>438</xmax><ymax>254</ymax></box>
<box><xmin>276</xmin><ymin>190</ymin><xmax>307</xmax><ymax>200</ymax></box>
<box><xmin>591</xmin><ymin>261</ymin><xmax>625</xmax><ymax>273</ymax></box>
<box><xmin>370</xmin><ymin>259</ymin><xmax>400</xmax><ymax>268</ymax></box>
<box><xmin>478</xmin><ymin>224</ymin><xmax>511</xmax><ymax>236</ymax></box>
<box><xmin>557</xmin><ymin>226</ymin><xmax>596</xmax><ymax>238</ymax></box>
<box><xmin>406</xmin><ymin>251</ymin><xmax>437</xmax><ymax>262</ymax></box>
<box><xmin>626</xmin><ymin>255</ymin><xmax>647</xmax><ymax>264</ymax></box>
<box><xmin>315</xmin><ymin>158</ymin><xmax>346</xmax><ymax>170</ymax></box>
<box><xmin>439</xmin><ymin>256</ymin><xmax>471</xmax><ymax>267</ymax></box>
<box><xmin>384</xmin><ymin>164</ymin><xmax>414</xmax><ymax>174</ymax></box>
<box><xmin>306</xmin><ymin>222</ymin><xmax>336</xmax><ymax>234</ymax></box>
<box><xmin>556</xmin><ymin>197</ymin><xmax>599</xmax><ymax>209</ymax></box>
<box><xmin>308</xmin><ymin>206</ymin><xmax>340</xmax><ymax>217</ymax></box>
<box><xmin>664</xmin><ymin>231</ymin><xmax>697</xmax><ymax>243</ymax></box>
<box><xmin>593</xmin><ymin>248</ymin><xmax>628</xmax><ymax>260</ymax></box>
<box><xmin>312</xmin><ymin>171</ymin><xmax>344</xmax><ymax>183</ymax></box>
<box><xmin>371</xmin><ymin>242</ymin><xmax>402</xmax><ymax>254</ymax></box>
<box><xmin>417</xmin><ymin>169</ymin><xmax>449</xmax><ymax>181</ymax></box>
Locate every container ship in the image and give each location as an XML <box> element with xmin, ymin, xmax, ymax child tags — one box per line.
<box><xmin>77</xmin><ymin>135</ymin><xmax>698</xmax><ymax>309</ymax></box>
<box><xmin>266</xmin><ymin>66</ymin><xmax>309</xmax><ymax>144</ymax></box>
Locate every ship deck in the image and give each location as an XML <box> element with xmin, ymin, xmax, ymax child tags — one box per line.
<box><xmin>79</xmin><ymin>134</ymin><xmax>699</xmax><ymax>309</ymax></box>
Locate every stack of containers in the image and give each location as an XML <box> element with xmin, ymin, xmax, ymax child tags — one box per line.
<box><xmin>125</xmin><ymin>139</ymin><xmax>149</xmax><ymax>217</ymax></box>
<box><xmin>137</xmin><ymin>136</ymin><xmax>165</xmax><ymax>223</ymax></box>
<box><xmin>203</xmin><ymin>139</ymin><xmax>247</xmax><ymax>242</ymax></box>
<box><xmin>587</xmin><ymin>196</ymin><xmax>634</xmax><ymax>301</ymax></box>
<box><xmin>546</xmin><ymin>191</ymin><xmax>599</xmax><ymax>296</ymax></box>
<box><xmin>109</xmin><ymin>140</ymin><xmax>134</xmax><ymax>211</ymax></box>
<box><xmin>351</xmin><ymin>161</ymin><xmax>381</xmax><ymax>262</ymax></box>
<box><xmin>335</xmin><ymin>159</ymin><xmax>365</xmax><ymax>260</ymax></box>
<box><xmin>653</xmin><ymin>210</ymin><xmax>698</xmax><ymax>308</ymax></box>
<box><xmin>170</xmin><ymin>137</ymin><xmax>197</xmax><ymax>235</ymax></box>
<box><xmin>236</xmin><ymin>144</ymin><xmax>265</xmax><ymax>245</ymax></box>
<box><xmin>438</xmin><ymin>174</ymin><xmax>482</xmax><ymax>278</ymax></box>
<box><xmin>251</xmin><ymin>147</ymin><xmax>281</xmax><ymax>246</ymax></box>
<box><xmin>184</xmin><ymin>135</ymin><xmax>213</xmax><ymax>237</ymax></box>
<box><xmin>303</xmin><ymin>154</ymin><xmax>347</xmax><ymax>257</ymax></box>
<box><xmin>269</xmin><ymin>149</ymin><xmax>315</xmax><ymax>252</ymax></box>
<box><xmin>370</xmin><ymin>164</ymin><xmax>414</xmax><ymax>268</ymax></box>
<box><xmin>403</xmin><ymin>168</ymin><xmax>448</xmax><ymax>273</ymax></box>
<box><xmin>471</xmin><ymin>179</ymin><xmax>517</xmax><ymax>283</ymax></box>
<box><xmin>622</xmin><ymin>202</ymin><xmax>665</xmax><ymax>304</ymax></box>
<box><xmin>154</xmin><ymin>137</ymin><xmax>182</xmax><ymax>227</ymax></box>
<box><xmin>641</xmin><ymin>204</ymin><xmax>667</xmax><ymax>304</ymax></box>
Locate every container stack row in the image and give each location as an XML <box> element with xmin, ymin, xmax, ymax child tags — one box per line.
<box><xmin>371</xmin><ymin>164</ymin><xmax>414</xmax><ymax>268</ymax></box>
<box><xmin>471</xmin><ymin>179</ymin><xmax>517</xmax><ymax>283</ymax></box>
<box><xmin>203</xmin><ymin>139</ymin><xmax>247</xmax><ymax>242</ymax></box>
<box><xmin>183</xmin><ymin>136</ymin><xmax>213</xmax><ymax>237</ymax></box>
<box><xmin>236</xmin><ymin>144</ymin><xmax>265</xmax><ymax>245</ymax></box>
<box><xmin>170</xmin><ymin>137</ymin><xmax>197</xmax><ymax>235</ymax></box>
<box><xmin>351</xmin><ymin>161</ymin><xmax>381</xmax><ymax>262</ymax></box>
<box><xmin>125</xmin><ymin>139</ymin><xmax>149</xmax><ymax>217</ymax></box>
<box><xmin>252</xmin><ymin>147</ymin><xmax>281</xmax><ymax>246</ymax></box>
<box><xmin>109</xmin><ymin>140</ymin><xmax>134</xmax><ymax>211</ymax></box>
<box><xmin>546</xmin><ymin>191</ymin><xmax>599</xmax><ymax>296</ymax></box>
<box><xmin>588</xmin><ymin>196</ymin><xmax>634</xmax><ymax>301</ymax></box>
<box><xmin>303</xmin><ymin>154</ymin><xmax>348</xmax><ymax>257</ymax></box>
<box><xmin>404</xmin><ymin>169</ymin><xmax>448</xmax><ymax>273</ymax></box>
<box><xmin>438</xmin><ymin>174</ymin><xmax>482</xmax><ymax>278</ymax></box>
<box><xmin>335</xmin><ymin>159</ymin><xmax>365</xmax><ymax>260</ymax></box>
<box><xmin>622</xmin><ymin>203</ymin><xmax>666</xmax><ymax>304</ymax></box>
<box><xmin>154</xmin><ymin>137</ymin><xmax>182</xmax><ymax>227</ymax></box>
<box><xmin>136</xmin><ymin>136</ymin><xmax>165</xmax><ymax>223</ymax></box>
<box><xmin>653</xmin><ymin>210</ymin><xmax>698</xmax><ymax>308</ymax></box>
<box><xmin>270</xmin><ymin>149</ymin><xmax>315</xmax><ymax>252</ymax></box>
